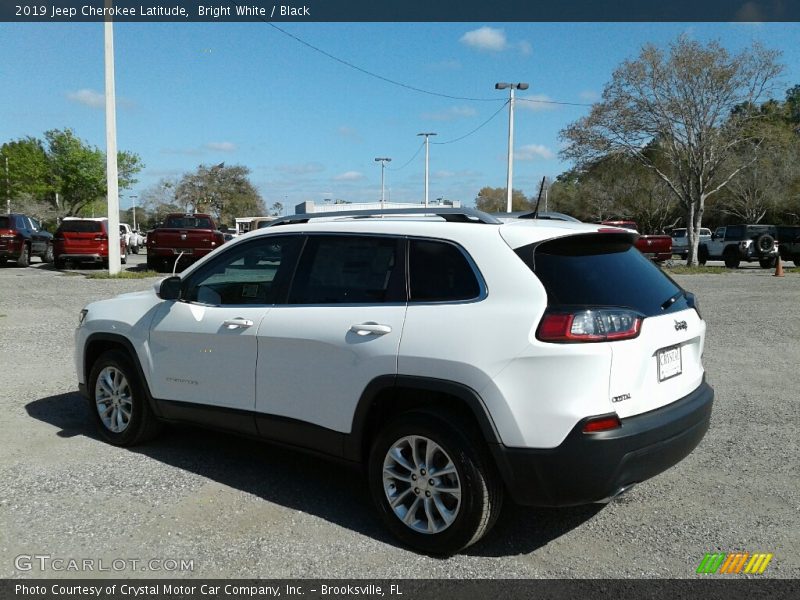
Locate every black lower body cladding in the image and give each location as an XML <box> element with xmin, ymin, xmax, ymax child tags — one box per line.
<box><xmin>492</xmin><ymin>380</ymin><xmax>714</xmax><ymax>506</ymax></box>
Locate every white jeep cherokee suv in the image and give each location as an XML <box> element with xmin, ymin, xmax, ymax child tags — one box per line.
<box><xmin>75</xmin><ymin>208</ymin><xmax>713</xmax><ymax>555</ymax></box>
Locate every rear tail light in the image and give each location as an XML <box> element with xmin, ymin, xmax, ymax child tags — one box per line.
<box><xmin>537</xmin><ymin>308</ymin><xmax>642</xmax><ymax>343</ymax></box>
<box><xmin>582</xmin><ymin>414</ymin><xmax>622</xmax><ymax>433</ymax></box>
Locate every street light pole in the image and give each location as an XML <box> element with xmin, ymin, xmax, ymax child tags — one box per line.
<box><xmin>104</xmin><ymin>0</ymin><xmax>121</xmax><ymax>275</ymax></box>
<box><xmin>417</xmin><ymin>133</ymin><xmax>437</xmax><ymax>208</ymax></box>
<box><xmin>374</xmin><ymin>157</ymin><xmax>392</xmax><ymax>210</ymax></box>
<box><xmin>495</xmin><ymin>82</ymin><xmax>529</xmax><ymax>213</ymax></box>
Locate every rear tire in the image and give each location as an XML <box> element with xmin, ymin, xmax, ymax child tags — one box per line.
<box><xmin>88</xmin><ymin>350</ymin><xmax>161</xmax><ymax>446</ymax></box>
<box><xmin>368</xmin><ymin>409</ymin><xmax>503</xmax><ymax>555</ymax></box>
<box><xmin>759</xmin><ymin>256</ymin><xmax>777</xmax><ymax>269</ymax></box>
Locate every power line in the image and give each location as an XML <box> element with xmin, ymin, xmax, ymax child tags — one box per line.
<box><xmin>263</xmin><ymin>22</ymin><xmax>501</xmax><ymax>103</ymax></box>
<box><xmin>433</xmin><ymin>101</ymin><xmax>510</xmax><ymax>145</ymax></box>
<box><xmin>517</xmin><ymin>97</ymin><xmax>592</xmax><ymax>108</ymax></box>
<box><xmin>387</xmin><ymin>142</ymin><xmax>425</xmax><ymax>171</ymax></box>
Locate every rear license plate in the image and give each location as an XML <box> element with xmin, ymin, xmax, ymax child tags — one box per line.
<box><xmin>172</xmin><ymin>248</ymin><xmax>193</xmax><ymax>255</ymax></box>
<box><xmin>657</xmin><ymin>345</ymin><xmax>682</xmax><ymax>381</ymax></box>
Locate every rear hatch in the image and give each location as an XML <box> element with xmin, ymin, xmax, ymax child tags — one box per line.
<box><xmin>520</xmin><ymin>232</ymin><xmax>706</xmax><ymax>418</ymax></box>
<box><xmin>56</xmin><ymin>220</ymin><xmax>106</xmax><ymax>254</ymax></box>
<box><xmin>151</xmin><ymin>215</ymin><xmax>217</xmax><ymax>253</ymax></box>
<box><xmin>0</xmin><ymin>215</ymin><xmax>17</xmax><ymax>252</ymax></box>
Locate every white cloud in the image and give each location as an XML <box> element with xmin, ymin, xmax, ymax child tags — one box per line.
<box><xmin>205</xmin><ymin>141</ymin><xmax>236</xmax><ymax>152</ymax></box>
<box><xmin>460</xmin><ymin>27</ymin><xmax>508</xmax><ymax>52</ymax></box>
<box><xmin>517</xmin><ymin>94</ymin><xmax>560</xmax><ymax>112</ymax></box>
<box><xmin>337</xmin><ymin>126</ymin><xmax>361</xmax><ymax>140</ymax></box>
<box><xmin>67</xmin><ymin>88</ymin><xmax>134</xmax><ymax>109</ymax></box>
<box><xmin>421</xmin><ymin>106</ymin><xmax>478</xmax><ymax>121</ymax></box>
<box><xmin>276</xmin><ymin>162</ymin><xmax>325</xmax><ymax>175</ymax></box>
<box><xmin>428</xmin><ymin>59</ymin><xmax>462</xmax><ymax>71</ymax></box>
<box><xmin>579</xmin><ymin>90</ymin><xmax>600</xmax><ymax>102</ymax></box>
<box><xmin>67</xmin><ymin>89</ymin><xmax>105</xmax><ymax>108</ymax></box>
<box><xmin>516</xmin><ymin>144</ymin><xmax>556</xmax><ymax>161</ymax></box>
<box><xmin>334</xmin><ymin>171</ymin><xmax>365</xmax><ymax>182</ymax></box>
<box><xmin>517</xmin><ymin>41</ymin><xmax>533</xmax><ymax>56</ymax></box>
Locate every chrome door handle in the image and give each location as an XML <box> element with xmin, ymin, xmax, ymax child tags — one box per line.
<box><xmin>223</xmin><ymin>318</ymin><xmax>254</xmax><ymax>329</ymax></box>
<box><xmin>350</xmin><ymin>323</ymin><xmax>392</xmax><ymax>336</ymax></box>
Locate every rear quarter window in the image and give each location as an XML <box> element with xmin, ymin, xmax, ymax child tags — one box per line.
<box><xmin>516</xmin><ymin>233</ymin><xmax>690</xmax><ymax>317</ymax></box>
<box><xmin>409</xmin><ymin>239</ymin><xmax>481</xmax><ymax>302</ymax></box>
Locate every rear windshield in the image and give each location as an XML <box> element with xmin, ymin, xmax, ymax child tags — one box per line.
<box><xmin>516</xmin><ymin>233</ymin><xmax>690</xmax><ymax>317</ymax></box>
<box><xmin>163</xmin><ymin>216</ymin><xmax>214</xmax><ymax>229</ymax></box>
<box><xmin>0</xmin><ymin>216</ymin><xmax>10</xmax><ymax>228</ymax></box>
<box><xmin>671</xmin><ymin>229</ymin><xmax>686</xmax><ymax>238</ymax></box>
<box><xmin>59</xmin><ymin>220</ymin><xmax>103</xmax><ymax>233</ymax></box>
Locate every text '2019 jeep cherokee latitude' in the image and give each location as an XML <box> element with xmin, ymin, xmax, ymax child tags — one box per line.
<box><xmin>75</xmin><ymin>208</ymin><xmax>713</xmax><ymax>555</ymax></box>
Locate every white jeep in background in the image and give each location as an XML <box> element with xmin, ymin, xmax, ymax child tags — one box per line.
<box><xmin>119</xmin><ymin>223</ymin><xmax>144</xmax><ymax>254</ymax></box>
<box><xmin>75</xmin><ymin>207</ymin><xmax>714</xmax><ymax>554</ymax></box>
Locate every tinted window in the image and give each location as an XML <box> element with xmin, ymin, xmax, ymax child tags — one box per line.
<box><xmin>517</xmin><ymin>233</ymin><xmax>689</xmax><ymax>317</ymax></box>
<box><xmin>671</xmin><ymin>229</ymin><xmax>686</xmax><ymax>239</ymax></box>
<box><xmin>164</xmin><ymin>216</ymin><xmax>214</xmax><ymax>229</ymax></box>
<box><xmin>409</xmin><ymin>240</ymin><xmax>481</xmax><ymax>302</ymax></box>
<box><xmin>185</xmin><ymin>236</ymin><xmax>302</xmax><ymax>305</ymax></box>
<box><xmin>289</xmin><ymin>236</ymin><xmax>403</xmax><ymax>304</ymax></box>
<box><xmin>0</xmin><ymin>216</ymin><xmax>10</xmax><ymax>228</ymax></box>
<box><xmin>59</xmin><ymin>220</ymin><xmax>103</xmax><ymax>233</ymax></box>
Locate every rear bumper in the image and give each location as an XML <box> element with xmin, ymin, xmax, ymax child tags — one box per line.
<box><xmin>56</xmin><ymin>253</ymin><xmax>105</xmax><ymax>262</ymax></box>
<box><xmin>492</xmin><ymin>380</ymin><xmax>714</xmax><ymax>506</ymax></box>
<box><xmin>147</xmin><ymin>248</ymin><xmax>214</xmax><ymax>259</ymax></box>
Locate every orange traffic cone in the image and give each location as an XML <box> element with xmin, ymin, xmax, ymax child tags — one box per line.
<box><xmin>774</xmin><ymin>256</ymin><xmax>784</xmax><ymax>277</ymax></box>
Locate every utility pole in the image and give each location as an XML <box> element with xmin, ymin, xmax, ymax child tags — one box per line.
<box><xmin>104</xmin><ymin>0</ymin><xmax>121</xmax><ymax>275</ymax></box>
<box><xmin>417</xmin><ymin>133</ymin><xmax>437</xmax><ymax>207</ymax></box>
<box><xmin>495</xmin><ymin>82</ymin><xmax>529</xmax><ymax>213</ymax></box>
<box><xmin>374</xmin><ymin>157</ymin><xmax>392</xmax><ymax>210</ymax></box>
<box><xmin>4</xmin><ymin>155</ymin><xmax>9</xmax><ymax>214</ymax></box>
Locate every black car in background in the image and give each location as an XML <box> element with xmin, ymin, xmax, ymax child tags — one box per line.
<box><xmin>0</xmin><ymin>213</ymin><xmax>53</xmax><ymax>267</ymax></box>
<box><xmin>777</xmin><ymin>225</ymin><xmax>800</xmax><ymax>267</ymax></box>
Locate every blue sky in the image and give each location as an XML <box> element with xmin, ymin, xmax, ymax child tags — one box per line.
<box><xmin>2</xmin><ymin>21</ymin><xmax>799</xmax><ymax>213</ymax></box>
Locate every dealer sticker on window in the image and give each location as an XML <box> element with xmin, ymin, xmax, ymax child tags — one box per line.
<box><xmin>657</xmin><ymin>345</ymin><xmax>682</xmax><ymax>381</ymax></box>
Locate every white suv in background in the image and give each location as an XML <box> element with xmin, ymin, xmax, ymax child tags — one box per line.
<box><xmin>75</xmin><ymin>208</ymin><xmax>714</xmax><ymax>554</ymax></box>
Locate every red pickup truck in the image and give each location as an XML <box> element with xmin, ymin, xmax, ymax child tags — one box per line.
<box><xmin>146</xmin><ymin>213</ymin><xmax>225</xmax><ymax>273</ymax></box>
<box><xmin>601</xmin><ymin>220</ymin><xmax>673</xmax><ymax>262</ymax></box>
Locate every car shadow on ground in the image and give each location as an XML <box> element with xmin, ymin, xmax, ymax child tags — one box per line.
<box><xmin>26</xmin><ymin>392</ymin><xmax>602</xmax><ymax>558</ymax></box>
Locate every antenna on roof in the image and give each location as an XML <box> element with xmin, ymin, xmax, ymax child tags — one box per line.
<box><xmin>532</xmin><ymin>176</ymin><xmax>546</xmax><ymax>219</ymax></box>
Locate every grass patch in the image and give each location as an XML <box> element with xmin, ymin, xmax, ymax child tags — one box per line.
<box><xmin>663</xmin><ymin>265</ymin><xmax>732</xmax><ymax>274</ymax></box>
<box><xmin>84</xmin><ymin>270</ymin><xmax>161</xmax><ymax>279</ymax></box>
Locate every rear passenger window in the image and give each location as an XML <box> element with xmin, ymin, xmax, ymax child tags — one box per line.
<box><xmin>289</xmin><ymin>236</ymin><xmax>403</xmax><ymax>304</ymax></box>
<box><xmin>409</xmin><ymin>240</ymin><xmax>480</xmax><ymax>302</ymax></box>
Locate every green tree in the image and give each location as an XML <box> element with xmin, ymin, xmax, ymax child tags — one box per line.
<box><xmin>44</xmin><ymin>128</ymin><xmax>143</xmax><ymax>216</ymax></box>
<box><xmin>174</xmin><ymin>163</ymin><xmax>265</xmax><ymax>228</ymax></box>
<box><xmin>475</xmin><ymin>187</ymin><xmax>531</xmax><ymax>213</ymax></box>
<box><xmin>561</xmin><ymin>36</ymin><xmax>783</xmax><ymax>265</ymax></box>
<box><xmin>0</xmin><ymin>137</ymin><xmax>53</xmax><ymax>203</ymax></box>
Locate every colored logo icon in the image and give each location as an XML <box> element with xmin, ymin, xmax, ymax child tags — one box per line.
<box><xmin>697</xmin><ymin>552</ymin><xmax>773</xmax><ymax>574</ymax></box>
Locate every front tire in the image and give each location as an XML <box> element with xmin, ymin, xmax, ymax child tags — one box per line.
<box><xmin>42</xmin><ymin>243</ymin><xmax>54</xmax><ymax>263</ymax></box>
<box><xmin>368</xmin><ymin>410</ymin><xmax>503</xmax><ymax>555</ymax></box>
<box><xmin>88</xmin><ymin>350</ymin><xmax>161</xmax><ymax>446</ymax></box>
<box><xmin>17</xmin><ymin>243</ymin><xmax>30</xmax><ymax>267</ymax></box>
<box><xmin>723</xmin><ymin>248</ymin><xmax>740</xmax><ymax>269</ymax></box>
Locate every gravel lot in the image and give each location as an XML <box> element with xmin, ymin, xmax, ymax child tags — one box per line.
<box><xmin>1</xmin><ymin>260</ymin><xmax>798</xmax><ymax>579</ymax></box>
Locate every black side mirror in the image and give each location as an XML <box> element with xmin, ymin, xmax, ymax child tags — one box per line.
<box><xmin>156</xmin><ymin>276</ymin><xmax>182</xmax><ymax>300</ymax></box>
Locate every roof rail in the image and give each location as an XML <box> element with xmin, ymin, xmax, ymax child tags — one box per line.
<box><xmin>267</xmin><ymin>207</ymin><xmax>502</xmax><ymax>227</ymax></box>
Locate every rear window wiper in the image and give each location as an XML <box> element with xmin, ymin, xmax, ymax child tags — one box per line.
<box><xmin>660</xmin><ymin>290</ymin><xmax>685</xmax><ymax>310</ymax></box>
